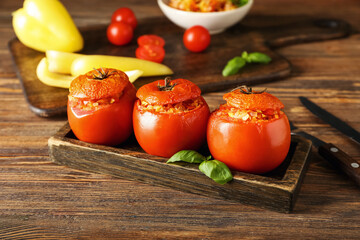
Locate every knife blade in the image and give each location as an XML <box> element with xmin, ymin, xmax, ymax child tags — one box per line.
<box><xmin>290</xmin><ymin>122</ymin><xmax>360</xmax><ymax>187</ymax></box>
<box><xmin>299</xmin><ymin>96</ymin><xmax>360</xmax><ymax>145</ymax></box>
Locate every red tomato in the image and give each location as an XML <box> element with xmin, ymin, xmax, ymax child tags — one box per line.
<box><xmin>68</xmin><ymin>68</ymin><xmax>137</xmax><ymax>146</ymax></box>
<box><xmin>207</xmin><ymin>87</ymin><xmax>291</xmax><ymax>174</ymax></box>
<box><xmin>137</xmin><ymin>35</ymin><xmax>165</xmax><ymax>47</ymax></box>
<box><xmin>183</xmin><ymin>25</ymin><xmax>211</xmax><ymax>52</ymax></box>
<box><xmin>111</xmin><ymin>7</ymin><xmax>137</xmax><ymax>29</ymax></box>
<box><xmin>107</xmin><ymin>22</ymin><xmax>133</xmax><ymax>46</ymax></box>
<box><xmin>136</xmin><ymin>45</ymin><xmax>165</xmax><ymax>63</ymax></box>
<box><xmin>133</xmin><ymin>78</ymin><xmax>210</xmax><ymax>157</ymax></box>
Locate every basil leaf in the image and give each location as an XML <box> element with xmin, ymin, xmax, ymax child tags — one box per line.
<box><xmin>241</xmin><ymin>51</ymin><xmax>248</xmax><ymax>60</ymax></box>
<box><xmin>232</xmin><ymin>0</ymin><xmax>249</xmax><ymax>7</ymax></box>
<box><xmin>222</xmin><ymin>56</ymin><xmax>246</xmax><ymax>77</ymax></box>
<box><xmin>199</xmin><ymin>160</ymin><xmax>233</xmax><ymax>185</ymax></box>
<box><xmin>167</xmin><ymin>150</ymin><xmax>206</xmax><ymax>164</ymax></box>
<box><xmin>244</xmin><ymin>52</ymin><xmax>272</xmax><ymax>64</ymax></box>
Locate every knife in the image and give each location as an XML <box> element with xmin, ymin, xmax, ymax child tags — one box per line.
<box><xmin>290</xmin><ymin>122</ymin><xmax>360</xmax><ymax>187</ymax></box>
<box><xmin>299</xmin><ymin>96</ymin><xmax>360</xmax><ymax>145</ymax></box>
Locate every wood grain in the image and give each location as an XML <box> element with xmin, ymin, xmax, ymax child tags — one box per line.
<box><xmin>0</xmin><ymin>222</ymin><xmax>67</xmax><ymax>240</ymax></box>
<box><xmin>1</xmin><ymin>0</ymin><xmax>360</xmax><ymax>239</ymax></box>
<box><xmin>8</xmin><ymin>17</ymin><xmax>349</xmax><ymax>117</ymax></box>
<box><xmin>48</xmin><ymin>123</ymin><xmax>311</xmax><ymax>213</ymax></box>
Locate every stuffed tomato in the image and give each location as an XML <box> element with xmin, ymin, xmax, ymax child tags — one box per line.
<box><xmin>133</xmin><ymin>78</ymin><xmax>210</xmax><ymax>157</ymax></box>
<box><xmin>68</xmin><ymin>68</ymin><xmax>136</xmax><ymax>146</ymax></box>
<box><xmin>207</xmin><ymin>86</ymin><xmax>291</xmax><ymax>174</ymax></box>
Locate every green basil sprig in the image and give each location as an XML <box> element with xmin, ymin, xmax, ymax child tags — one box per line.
<box><xmin>222</xmin><ymin>57</ymin><xmax>246</xmax><ymax>77</ymax></box>
<box><xmin>222</xmin><ymin>51</ymin><xmax>272</xmax><ymax>77</ymax></box>
<box><xmin>199</xmin><ymin>160</ymin><xmax>233</xmax><ymax>185</ymax></box>
<box><xmin>242</xmin><ymin>51</ymin><xmax>272</xmax><ymax>64</ymax></box>
<box><xmin>167</xmin><ymin>150</ymin><xmax>210</xmax><ymax>164</ymax></box>
<box><xmin>231</xmin><ymin>0</ymin><xmax>249</xmax><ymax>7</ymax></box>
<box><xmin>166</xmin><ymin>150</ymin><xmax>233</xmax><ymax>185</ymax></box>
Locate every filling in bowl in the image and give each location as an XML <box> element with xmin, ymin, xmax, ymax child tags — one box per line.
<box><xmin>168</xmin><ymin>0</ymin><xmax>247</xmax><ymax>12</ymax></box>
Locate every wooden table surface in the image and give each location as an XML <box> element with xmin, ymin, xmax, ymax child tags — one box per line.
<box><xmin>1</xmin><ymin>0</ymin><xmax>360</xmax><ymax>239</ymax></box>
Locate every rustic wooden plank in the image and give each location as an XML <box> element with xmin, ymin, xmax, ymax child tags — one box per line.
<box><xmin>47</xmin><ymin>123</ymin><xmax>312</xmax><ymax>213</ymax></box>
<box><xmin>7</xmin><ymin>17</ymin><xmax>289</xmax><ymax>117</ymax></box>
<box><xmin>1</xmin><ymin>0</ymin><xmax>360</xmax><ymax>239</ymax></box>
<box><xmin>0</xmin><ymin>222</ymin><xmax>67</xmax><ymax>240</ymax></box>
<box><xmin>8</xmin><ymin>15</ymin><xmax>350</xmax><ymax>117</ymax></box>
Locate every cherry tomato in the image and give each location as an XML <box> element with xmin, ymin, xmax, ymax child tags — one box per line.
<box><xmin>183</xmin><ymin>25</ymin><xmax>211</xmax><ymax>52</ymax></box>
<box><xmin>207</xmin><ymin>87</ymin><xmax>291</xmax><ymax>174</ymax></box>
<box><xmin>107</xmin><ymin>22</ymin><xmax>133</xmax><ymax>46</ymax></box>
<box><xmin>137</xmin><ymin>35</ymin><xmax>165</xmax><ymax>47</ymax></box>
<box><xmin>136</xmin><ymin>45</ymin><xmax>165</xmax><ymax>63</ymax></box>
<box><xmin>133</xmin><ymin>78</ymin><xmax>210</xmax><ymax>157</ymax></box>
<box><xmin>111</xmin><ymin>7</ymin><xmax>137</xmax><ymax>29</ymax></box>
<box><xmin>68</xmin><ymin>68</ymin><xmax>136</xmax><ymax>146</ymax></box>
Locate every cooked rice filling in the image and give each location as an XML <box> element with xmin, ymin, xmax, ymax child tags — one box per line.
<box><xmin>216</xmin><ymin>105</ymin><xmax>283</xmax><ymax>122</ymax></box>
<box><xmin>68</xmin><ymin>93</ymin><xmax>123</xmax><ymax>111</ymax></box>
<box><xmin>138</xmin><ymin>97</ymin><xmax>203</xmax><ymax>114</ymax></box>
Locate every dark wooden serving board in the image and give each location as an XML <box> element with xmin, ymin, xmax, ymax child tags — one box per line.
<box><xmin>49</xmin><ymin>123</ymin><xmax>312</xmax><ymax>213</ymax></box>
<box><xmin>9</xmin><ymin>17</ymin><xmax>350</xmax><ymax>117</ymax></box>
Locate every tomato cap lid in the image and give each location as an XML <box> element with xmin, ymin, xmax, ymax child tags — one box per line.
<box><xmin>223</xmin><ymin>88</ymin><xmax>284</xmax><ymax>111</ymax></box>
<box><xmin>136</xmin><ymin>78</ymin><xmax>201</xmax><ymax>105</ymax></box>
<box><xmin>69</xmin><ymin>68</ymin><xmax>130</xmax><ymax>100</ymax></box>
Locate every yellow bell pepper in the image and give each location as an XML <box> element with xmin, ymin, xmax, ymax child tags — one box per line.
<box><xmin>36</xmin><ymin>58</ymin><xmax>74</xmax><ymax>88</ymax></box>
<box><xmin>71</xmin><ymin>55</ymin><xmax>174</xmax><ymax>77</ymax></box>
<box><xmin>12</xmin><ymin>0</ymin><xmax>83</xmax><ymax>52</ymax></box>
<box><xmin>46</xmin><ymin>50</ymin><xmax>82</xmax><ymax>74</ymax></box>
<box><xmin>45</xmin><ymin>50</ymin><xmax>173</xmax><ymax>77</ymax></box>
<box><xmin>37</xmin><ymin>58</ymin><xmax>143</xmax><ymax>88</ymax></box>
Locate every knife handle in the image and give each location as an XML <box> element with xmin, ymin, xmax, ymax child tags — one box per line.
<box><xmin>318</xmin><ymin>143</ymin><xmax>360</xmax><ymax>187</ymax></box>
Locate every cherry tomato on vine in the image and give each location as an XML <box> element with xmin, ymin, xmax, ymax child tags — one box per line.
<box><xmin>107</xmin><ymin>22</ymin><xmax>133</xmax><ymax>46</ymax></box>
<box><xmin>137</xmin><ymin>35</ymin><xmax>165</xmax><ymax>47</ymax></box>
<box><xmin>133</xmin><ymin>78</ymin><xmax>210</xmax><ymax>157</ymax></box>
<box><xmin>207</xmin><ymin>87</ymin><xmax>291</xmax><ymax>174</ymax></box>
<box><xmin>136</xmin><ymin>45</ymin><xmax>165</xmax><ymax>63</ymax></box>
<box><xmin>183</xmin><ymin>25</ymin><xmax>211</xmax><ymax>52</ymax></box>
<box><xmin>111</xmin><ymin>7</ymin><xmax>137</xmax><ymax>30</ymax></box>
<box><xmin>68</xmin><ymin>68</ymin><xmax>136</xmax><ymax>146</ymax></box>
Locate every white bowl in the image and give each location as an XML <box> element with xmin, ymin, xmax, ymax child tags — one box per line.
<box><xmin>157</xmin><ymin>0</ymin><xmax>253</xmax><ymax>34</ymax></box>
